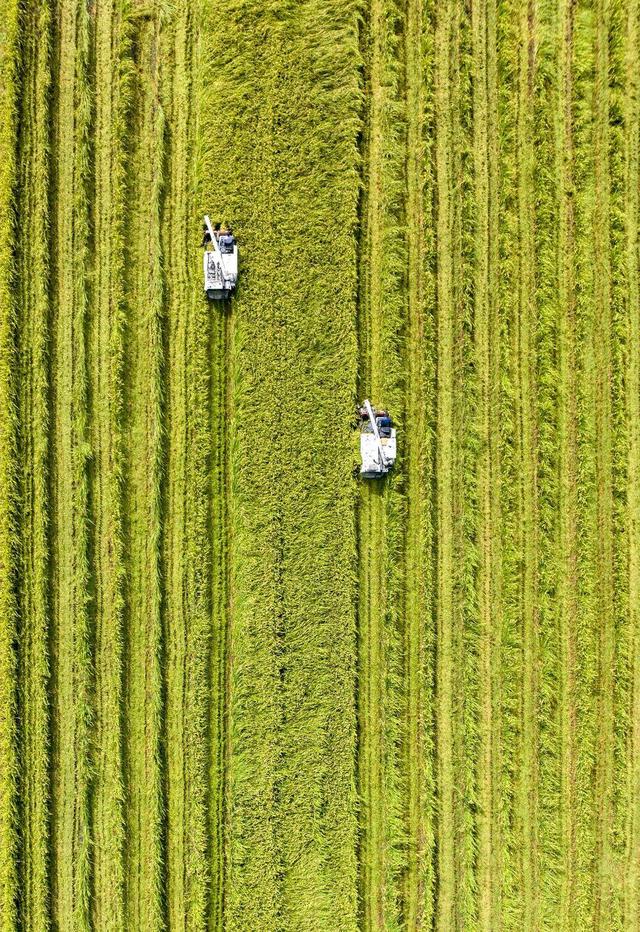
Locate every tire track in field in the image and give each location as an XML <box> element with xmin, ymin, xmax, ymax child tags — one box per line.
<box><xmin>163</xmin><ymin>2</ymin><xmax>212</xmax><ymax>926</ymax></box>
<box><xmin>556</xmin><ymin>0</ymin><xmax>579</xmax><ymax>924</ymax></box>
<box><xmin>90</xmin><ymin>0</ymin><xmax>129</xmax><ymax>925</ymax></box>
<box><xmin>209</xmin><ymin>301</ymin><xmax>229</xmax><ymax>931</ymax></box>
<box><xmin>593</xmin><ymin>0</ymin><xmax>616</xmax><ymax>923</ymax></box>
<box><xmin>514</xmin><ymin>2</ymin><xmax>539</xmax><ymax>925</ymax></box>
<box><xmin>50</xmin><ymin>0</ymin><xmax>93</xmax><ymax>925</ymax></box>
<box><xmin>402</xmin><ymin>0</ymin><xmax>433</xmax><ymax>924</ymax></box>
<box><xmin>624</xmin><ymin>0</ymin><xmax>640</xmax><ymax>923</ymax></box>
<box><xmin>16</xmin><ymin>1</ymin><xmax>52</xmax><ymax>925</ymax></box>
<box><xmin>357</xmin><ymin>0</ymin><xmax>388</xmax><ymax>924</ymax></box>
<box><xmin>0</xmin><ymin>1</ymin><xmax>20</xmax><ymax>925</ymax></box>
<box><xmin>434</xmin><ymin>0</ymin><xmax>457</xmax><ymax>924</ymax></box>
<box><xmin>471</xmin><ymin>0</ymin><xmax>502</xmax><ymax>923</ymax></box>
<box><xmin>125</xmin><ymin>8</ymin><xmax>165</xmax><ymax>930</ymax></box>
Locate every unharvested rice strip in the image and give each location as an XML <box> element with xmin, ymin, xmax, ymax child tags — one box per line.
<box><xmin>434</xmin><ymin>0</ymin><xmax>458</xmax><ymax>922</ymax></box>
<box><xmin>471</xmin><ymin>0</ymin><xmax>503</xmax><ymax>922</ymax></box>
<box><xmin>15</xmin><ymin>0</ymin><xmax>53</xmax><ymax>925</ymax></box>
<box><xmin>592</xmin><ymin>0</ymin><xmax>617</xmax><ymax>923</ymax></box>
<box><xmin>221</xmin><ymin>22</ymin><xmax>285</xmax><ymax>926</ymax></box>
<box><xmin>271</xmin><ymin>6</ymin><xmax>360</xmax><ymax>926</ymax></box>
<box><xmin>90</xmin><ymin>0</ymin><xmax>130</xmax><ymax>926</ymax></box>
<box><xmin>625</xmin><ymin>0</ymin><xmax>640</xmax><ymax>924</ymax></box>
<box><xmin>555</xmin><ymin>0</ymin><xmax>580</xmax><ymax>923</ymax></box>
<box><xmin>402</xmin><ymin>0</ymin><xmax>435</xmax><ymax>924</ymax></box>
<box><xmin>124</xmin><ymin>9</ymin><xmax>166</xmax><ymax>929</ymax></box>
<box><xmin>0</xmin><ymin>0</ymin><xmax>20</xmax><ymax>925</ymax></box>
<box><xmin>163</xmin><ymin>1</ymin><xmax>213</xmax><ymax>926</ymax></box>
<box><xmin>50</xmin><ymin>0</ymin><xmax>93</xmax><ymax>925</ymax></box>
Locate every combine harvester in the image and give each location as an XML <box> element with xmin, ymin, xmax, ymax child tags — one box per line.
<box><xmin>358</xmin><ymin>399</ymin><xmax>397</xmax><ymax>478</ymax></box>
<box><xmin>202</xmin><ymin>214</ymin><xmax>238</xmax><ymax>300</ymax></box>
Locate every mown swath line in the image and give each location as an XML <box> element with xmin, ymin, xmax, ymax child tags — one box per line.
<box><xmin>125</xmin><ymin>10</ymin><xmax>165</xmax><ymax>930</ymax></box>
<box><xmin>50</xmin><ymin>0</ymin><xmax>93</xmax><ymax>925</ymax></box>
<box><xmin>593</xmin><ymin>0</ymin><xmax>616</xmax><ymax>923</ymax></box>
<box><xmin>625</xmin><ymin>0</ymin><xmax>640</xmax><ymax>923</ymax></box>
<box><xmin>90</xmin><ymin>0</ymin><xmax>129</xmax><ymax>925</ymax></box>
<box><xmin>556</xmin><ymin>0</ymin><xmax>579</xmax><ymax>924</ymax></box>
<box><xmin>515</xmin><ymin>1</ymin><xmax>539</xmax><ymax>925</ymax></box>
<box><xmin>0</xmin><ymin>0</ymin><xmax>20</xmax><ymax>926</ymax></box>
<box><xmin>402</xmin><ymin>0</ymin><xmax>434</xmax><ymax>923</ymax></box>
<box><xmin>16</xmin><ymin>0</ymin><xmax>52</xmax><ymax>925</ymax></box>
<box><xmin>164</xmin><ymin>1</ymin><xmax>212</xmax><ymax>926</ymax></box>
<box><xmin>434</xmin><ymin>0</ymin><xmax>456</xmax><ymax>923</ymax></box>
<box><xmin>357</xmin><ymin>0</ymin><xmax>387</xmax><ymax>923</ymax></box>
<box><xmin>472</xmin><ymin>0</ymin><xmax>502</xmax><ymax>923</ymax></box>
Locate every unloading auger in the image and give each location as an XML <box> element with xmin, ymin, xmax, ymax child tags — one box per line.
<box><xmin>202</xmin><ymin>215</ymin><xmax>238</xmax><ymax>300</ymax></box>
<box><xmin>358</xmin><ymin>399</ymin><xmax>397</xmax><ymax>478</ymax></box>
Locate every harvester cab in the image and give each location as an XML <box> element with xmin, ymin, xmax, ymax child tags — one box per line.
<box><xmin>358</xmin><ymin>399</ymin><xmax>397</xmax><ymax>478</ymax></box>
<box><xmin>202</xmin><ymin>215</ymin><xmax>238</xmax><ymax>300</ymax></box>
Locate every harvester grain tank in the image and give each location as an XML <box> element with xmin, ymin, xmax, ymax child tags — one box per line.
<box><xmin>358</xmin><ymin>399</ymin><xmax>397</xmax><ymax>477</ymax></box>
<box><xmin>202</xmin><ymin>215</ymin><xmax>238</xmax><ymax>300</ymax></box>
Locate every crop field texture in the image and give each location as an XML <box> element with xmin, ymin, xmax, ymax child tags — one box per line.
<box><xmin>1</xmin><ymin>0</ymin><xmax>640</xmax><ymax>928</ymax></box>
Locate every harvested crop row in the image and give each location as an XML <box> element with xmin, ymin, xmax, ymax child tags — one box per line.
<box><xmin>357</xmin><ymin>0</ymin><xmax>398</xmax><ymax>923</ymax></box>
<box><xmin>471</xmin><ymin>0</ymin><xmax>502</xmax><ymax>923</ymax></box>
<box><xmin>433</xmin><ymin>0</ymin><xmax>458</xmax><ymax>923</ymax></box>
<box><xmin>625</xmin><ymin>0</ymin><xmax>640</xmax><ymax>925</ymax></box>
<box><xmin>357</xmin><ymin>0</ymin><xmax>412</xmax><ymax>923</ymax></box>
<box><xmin>555</xmin><ymin>0</ymin><xmax>580</xmax><ymax>923</ymax></box>
<box><xmin>191</xmin><ymin>5</ymin><xmax>233</xmax><ymax>925</ymax></box>
<box><xmin>90</xmin><ymin>0</ymin><xmax>130</xmax><ymax>926</ymax></box>
<box><xmin>15</xmin><ymin>0</ymin><xmax>52</xmax><ymax>926</ymax></box>
<box><xmin>49</xmin><ymin>0</ymin><xmax>93</xmax><ymax>925</ymax></box>
<box><xmin>124</xmin><ymin>7</ymin><xmax>166</xmax><ymax>929</ymax></box>
<box><xmin>0</xmin><ymin>0</ymin><xmax>20</xmax><ymax>927</ymax></box>
<box><xmin>401</xmin><ymin>0</ymin><xmax>435</xmax><ymax>925</ymax></box>
<box><xmin>161</xmin><ymin>0</ymin><xmax>213</xmax><ymax>926</ymax></box>
<box><xmin>514</xmin><ymin>2</ymin><xmax>540</xmax><ymax>926</ymax></box>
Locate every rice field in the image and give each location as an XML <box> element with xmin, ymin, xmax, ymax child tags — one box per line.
<box><xmin>1</xmin><ymin>0</ymin><xmax>640</xmax><ymax>928</ymax></box>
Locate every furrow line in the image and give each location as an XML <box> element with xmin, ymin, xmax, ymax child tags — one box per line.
<box><xmin>90</xmin><ymin>0</ymin><xmax>130</xmax><ymax>925</ymax></box>
<box><xmin>50</xmin><ymin>0</ymin><xmax>93</xmax><ymax>925</ymax></box>
<box><xmin>556</xmin><ymin>0</ymin><xmax>579</xmax><ymax>924</ymax></box>
<box><xmin>472</xmin><ymin>0</ymin><xmax>502</xmax><ymax>923</ymax></box>
<box><xmin>625</xmin><ymin>0</ymin><xmax>640</xmax><ymax>923</ymax></box>
<box><xmin>124</xmin><ymin>8</ymin><xmax>166</xmax><ymax>929</ymax></box>
<box><xmin>515</xmin><ymin>1</ymin><xmax>540</xmax><ymax>925</ymax></box>
<box><xmin>593</xmin><ymin>0</ymin><xmax>616</xmax><ymax>923</ymax></box>
<box><xmin>16</xmin><ymin>0</ymin><xmax>53</xmax><ymax>925</ymax></box>
<box><xmin>0</xmin><ymin>0</ymin><xmax>20</xmax><ymax>926</ymax></box>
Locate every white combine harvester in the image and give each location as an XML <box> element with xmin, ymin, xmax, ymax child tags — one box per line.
<box><xmin>359</xmin><ymin>399</ymin><xmax>397</xmax><ymax>478</ymax></box>
<box><xmin>202</xmin><ymin>215</ymin><xmax>238</xmax><ymax>300</ymax></box>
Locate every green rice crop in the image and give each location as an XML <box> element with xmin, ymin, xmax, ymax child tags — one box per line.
<box><xmin>2</xmin><ymin>0</ymin><xmax>640</xmax><ymax>928</ymax></box>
